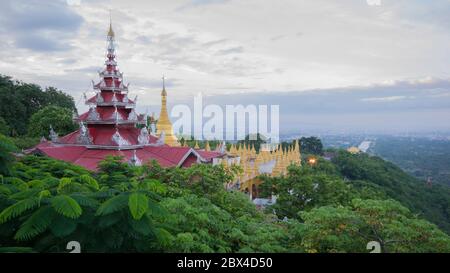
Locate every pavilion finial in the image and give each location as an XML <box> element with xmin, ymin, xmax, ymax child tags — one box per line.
<box><xmin>107</xmin><ymin>10</ymin><xmax>115</xmax><ymax>38</ymax></box>
<box><xmin>162</xmin><ymin>75</ymin><xmax>166</xmax><ymax>90</ymax></box>
<box><xmin>161</xmin><ymin>75</ymin><xmax>167</xmax><ymax>96</ymax></box>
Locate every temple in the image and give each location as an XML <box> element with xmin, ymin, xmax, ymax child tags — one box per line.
<box><xmin>27</xmin><ymin>21</ymin><xmax>221</xmax><ymax>170</ymax></box>
<box><xmin>221</xmin><ymin>141</ymin><xmax>301</xmax><ymax>199</ymax></box>
<box><xmin>26</xmin><ymin>21</ymin><xmax>301</xmax><ymax>200</ymax></box>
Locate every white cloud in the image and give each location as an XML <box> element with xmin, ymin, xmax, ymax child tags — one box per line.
<box><xmin>361</xmin><ymin>96</ymin><xmax>412</xmax><ymax>102</ymax></box>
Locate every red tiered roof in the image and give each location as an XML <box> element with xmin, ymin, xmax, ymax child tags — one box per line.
<box><xmin>58</xmin><ymin>126</ymin><xmax>159</xmax><ymax>147</ymax></box>
<box><xmin>86</xmin><ymin>92</ymin><xmax>134</xmax><ymax>104</ymax></box>
<box><xmin>26</xmin><ymin>22</ymin><xmax>224</xmax><ymax>170</ymax></box>
<box><xmin>29</xmin><ymin>142</ymin><xmax>222</xmax><ymax>170</ymax></box>
<box><xmin>78</xmin><ymin>107</ymin><xmax>139</xmax><ymax>122</ymax></box>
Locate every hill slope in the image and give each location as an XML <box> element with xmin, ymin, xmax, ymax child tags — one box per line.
<box><xmin>331</xmin><ymin>151</ymin><xmax>450</xmax><ymax>234</ymax></box>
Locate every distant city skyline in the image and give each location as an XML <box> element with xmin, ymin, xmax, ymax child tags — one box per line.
<box><xmin>1</xmin><ymin>0</ymin><xmax>449</xmax><ymax>134</ymax></box>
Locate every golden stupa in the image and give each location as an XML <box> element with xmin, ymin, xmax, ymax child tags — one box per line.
<box><xmin>156</xmin><ymin>77</ymin><xmax>179</xmax><ymax>146</ymax></box>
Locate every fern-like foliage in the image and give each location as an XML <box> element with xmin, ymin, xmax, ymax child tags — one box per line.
<box><xmin>0</xmin><ymin>247</ymin><xmax>35</xmax><ymax>253</ymax></box>
<box><xmin>130</xmin><ymin>215</ymin><xmax>155</xmax><ymax>236</ymax></box>
<box><xmin>70</xmin><ymin>194</ymin><xmax>100</xmax><ymax>208</ymax></box>
<box><xmin>14</xmin><ymin>206</ymin><xmax>55</xmax><ymax>241</ymax></box>
<box><xmin>38</xmin><ymin>190</ymin><xmax>51</xmax><ymax>202</ymax></box>
<box><xmin>0</xmin><ymin>184</ymin><xmax>12</xmax><ymax>195</ymax></box>
<box><xmin>96</xmin><ymin>194</ymin><xmax>129</xmax><ymax>216</ymax></box>
<box><xmin>79</xmin><ymin>174</ymin><xmax>99</xmax><ymax>190</ymax></box>
<box><xmin>128</xmin><ymin>193</ymin><xmax>149</xmax><ymax>220</ymax></box>
<box><xmin>9</xmin><ymin>189</ymin><xmax>40</xmax><ymax>200</ymax></box>
<box><xmin>57</xmin><ymin>177</ymin><xmax>72</xmax><ymax>193</ymax></box>
<box><xmin>27</xmin><ymin>179</ymin><xmax>46</xmax><ymax>190</ymax></box>
<box><xmin>0</xmin><ymin>197</ymin><xmax>39</xmax><ymax>224</ymax></box>
<box><xmin>51</xmin><ymin>195</ymin><xmax>82</xmax><ymax>219</ymax></box>
<box><xmin>49</xmin><ymin>215</ymin><xmax>77</xmax><ymax>237</ymax></box>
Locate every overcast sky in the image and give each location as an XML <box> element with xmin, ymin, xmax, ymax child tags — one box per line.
<box><xmin>1</xmin><ymin>0</ymin><xmax>450</xmax><ymax>134</ymax></box>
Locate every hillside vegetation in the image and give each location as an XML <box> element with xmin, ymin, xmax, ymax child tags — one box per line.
<box><xmin>0</xmin><ymin>140</ymin><xmax>449</xmax><ymax>253</ymax></box>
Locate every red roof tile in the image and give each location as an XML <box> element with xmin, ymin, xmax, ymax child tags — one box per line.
<box><xmin>28</xmin><ymin>142</ymin><xmax>203</xmax><ymax>171</ymax></box>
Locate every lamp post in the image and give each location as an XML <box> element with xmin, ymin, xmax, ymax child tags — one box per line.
<box><xmin>307</xmin><ymin>157</ymin><xmax>317</xmax><ymax>167</ymax></box>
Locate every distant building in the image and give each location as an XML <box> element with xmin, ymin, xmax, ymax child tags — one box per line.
<box><xmin>347</xmin><ymin>146</ymin><xmax>361</xmax><ymax>154</ymax></box>
<box><xmin>358</xmin><ymin>141</ymin><xmax>372</xmax><ymax>153</ymax></box>
<box><xmin>224</xmin><ymin>141</ymin><xmax>302</xmax><ymax>199</ymax></box>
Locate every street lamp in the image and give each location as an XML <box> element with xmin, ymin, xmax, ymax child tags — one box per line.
<box><xmin>307</xmin><ymin>157</ymin><xmax>317</xmax><ymax>166</ymax></box>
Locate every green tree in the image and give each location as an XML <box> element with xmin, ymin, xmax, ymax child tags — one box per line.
<box><xmin>0</xmin><ymin>117</ymin><xmax>10</xmax><ymax>136</ymax></box>
<box><xmin>296</xmin><ymin>199</ymin><xmax>450</xmax><ymax>253</ymax></box>
<box><xmin>0</xmin><ymin>134</ymin><xmax>17</xmax><ymax>175</ymax></box>
<box><xmin>299</xmin><ymin>137</ymin><xmax>323</xmax><ymax>155</ymax></box>
<box><xmin>261</xmin><ymin>164</ymin><xmax>353</xmax><ymax>219</ymax></box>
<box><xmin>0</xmin><ymin>155</ymin><xmax>290</xmax><ymax>253</ymax></box>
<box><xmin>0</xmin><ymin>75</ymin><xmax>76</xmax><ymax>136</ymax></box>
<box><xmin>43</xmin><ymin>87</ymin><xmax>76</xmax><ymax>112</ymax></box>
<box><xmin>8</xmin><ymin>137</ymin><xmax>40</xmax><ymax>150</ymax></box>
<box><xmin>27</xmin><ymin>106</ymin><xmax>77</xmax><ymax>138</ymax></box>
<box><xmin>332</xmin><ymin>150</ymin><xmax>450</xmax><ymax>234</ymax></box>
<box><xmin>0</xmin><ymin>155</ymin><xmax>168</xmax><ymax>252</ymax></box>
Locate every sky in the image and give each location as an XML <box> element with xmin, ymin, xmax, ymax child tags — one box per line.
<box><xmin>0</xmin><ymin>0</ymin><xmax>449</xmax><ymax>134</ymax></box>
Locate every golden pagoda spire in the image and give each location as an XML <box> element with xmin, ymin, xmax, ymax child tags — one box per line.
<box><xmin>294</xmin><ymin>139</ymin><xmax>300</xmax><ymax>152</ymax></box>
<box><xmin>294</xmin><ymin>140</ymin><xmax>301</xmax><ymax>165</ymax></box>
<box><xmin>272</xmin><ymin>159</ymin><xmax>281</xmax><ymax>177</ymax></box>
<box><xmin>194</xmin><ymin>141</ymin><xmax>200</xmax><ymax>149</ymax></box>
<box><xmin>255</xmin><ymin>152</ymin><xmax>263</xmax><ymax>164</ymax></box>
<box><xmin>228</xmin><ymin>144</ymin><xmax>234</xmax><ymax>154</ymax></box>
<box><xmin>156</xmin><ymin>76</ymin><xmax>179</xmax><ymax>146</ymax></box>
<box><xmin>248</xmin><ymin>145</ymin><xmax>253</xmax><ymax>157</ymax></box>
<box><xmin>231</xmin><ymin>144</ymin><xmax>237</xmax><ymax>155</ymax></box>
<box><xmin>204</xmin><ymin>141</ymin><xmax>211</xmax><ymax>151</ymax></box>
<box><xmin>107</xmin><ymin>10</ymin><xmax>115</xmax><ymax>38</ymax></box>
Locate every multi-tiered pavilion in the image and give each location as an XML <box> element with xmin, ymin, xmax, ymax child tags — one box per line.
<box><xmin>28</xmin><ymin>22</ymin><xmax>222</xmax><ymax>170</ymax></box>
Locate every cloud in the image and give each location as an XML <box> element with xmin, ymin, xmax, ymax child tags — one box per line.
<box><xmin>0</xmin><ymin>0</ymin><xmax>83</xmax><ymax>52</ymax></box>
<box><xmin>215</xmin><ymin>46</ymin><xmax>244</xmax><ymax>55</ymax></box>
<box><xmin>136</xmin><ymin>35</ymin><xmax>152</xmax><ymax>44</ymax></box>
<box><xmin>360</xmin><ymin>96</ymin><xmax>412</xmax><ymax>102</ymax></box>
<box><xmin>388</xmin><ymin>0</ymin><xmax>450</xmax><ymax>30</ymax></box>
<box><xmin>203</xmin><ymin>77</ymin><xmax>450</xmax><ymax>133</ymax></box>
<box><xmin>270</xmin><ymin>35</ymin><xmax>286</xmax><ymax>42</ymax></box>
<box><xmin>202</xmin><ymin>39</ymin><xmax>228</xmax><ymax>47</ymax></box>
<box><xmin>190</xmin><ymin>0</ymin><xmax>230</xmax><ymax>5</ymax></box>
<box><xmin>176</xmin><ymin>0</ymin><xmax>231</xmax><ymax>10</ymax></box>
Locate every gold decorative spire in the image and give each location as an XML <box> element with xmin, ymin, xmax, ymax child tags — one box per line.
<box><xmin>156</xmin><ymin>75</ymin><xmax>179</xmax><ymax>146</ymax></box>
<box><xmin>107</xmin><ymin>10</ymin><xmax>115</xmax><ymax>38</ymax></box>
<box><xmin>294</xmin><ymin>139</ymin><xmax>300</xmax><ymax>152</ymax></box>
<box><xmin>161</xmin><ymin>74</ymin><xmax>167</xmax><ymax>96</ymax></box>
<box><xmin>204</xmin><ymin>141</ymin><xmax>211</xmax><ymax>151</ymax></box>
